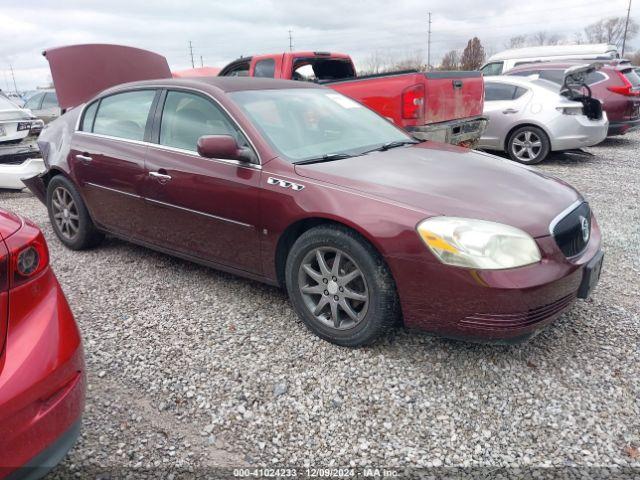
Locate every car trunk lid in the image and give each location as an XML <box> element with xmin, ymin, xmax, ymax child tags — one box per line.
<box><xmin>560</xmin><ymin>64</ymin><xmax>603</xmax><ymax>120</ymax></box>
<box><xmin>43</xmin><ymin>44</ymin><xmax>172</xmax><ymax>110</ymax></box>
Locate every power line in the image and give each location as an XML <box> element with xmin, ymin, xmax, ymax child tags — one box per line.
<box><xmin>188</xmin><ymin>40</ymin><xmax>194</xmax><ymax>68</ymax></box>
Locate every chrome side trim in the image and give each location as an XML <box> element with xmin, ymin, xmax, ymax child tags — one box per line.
<box><xmin>74</xmin><ymin>84</ymin><xmax>263</xmax><ymax>165</ymax></box>
<box><xmin>548</xmin><ymin>199</ymin><xmax>583</xmax><ymax>235</ymax></box>
<box><xmin>85</xmin><ymin>182</ymin><xmax>142</xmax><ymax>199</ymax></box>
<box><xmin>75</xmin><ymin>131</ymin><xmax>262</xmax><ymax>170</ymax></box>
<box><xmin>145</xmin><ymin>197</ymin><xmax>253</xmax><ymax>229</ymax></box>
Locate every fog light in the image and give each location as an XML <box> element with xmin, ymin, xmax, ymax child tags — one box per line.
<box><xmin>17</xmin><ymin>246</ymin><xmax>40</xmax><ymax>276</ymax></box>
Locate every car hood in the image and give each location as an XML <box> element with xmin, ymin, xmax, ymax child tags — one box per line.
<box><xmin>43</xmin><ymin>44</ymin><xmax>172</xmax><ymax>110</ymax></box>
<box><xmin>294</xmin><ymin>143</ymin><xmax>581</xmax><ymax>238</ymax></box>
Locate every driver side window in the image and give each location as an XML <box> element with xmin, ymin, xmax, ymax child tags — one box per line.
<box><xmin>159</xmin><ymin>91</ymin><xmax>247</xmax><ymax>152</ymax></box>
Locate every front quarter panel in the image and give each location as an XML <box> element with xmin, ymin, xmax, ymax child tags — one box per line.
<box><xmin>259</xmin><ymin>158</ymin><xmax>434</xmax><ymax>284</ymax></box>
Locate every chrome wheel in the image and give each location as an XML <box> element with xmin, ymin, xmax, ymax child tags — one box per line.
<box><xmin>51</xmin><ymin>186</ymin><xmax>80</xmax><ymax>240</ymax></box>
<box><xmin>298</xmin><ymin>247</ymin><xmax>369</xmax><ymax>330</ymax></box>
<box><xmin>511</xmin><ymin>130</ymin><xmax>542</xmax><ymax>162</ymax></box>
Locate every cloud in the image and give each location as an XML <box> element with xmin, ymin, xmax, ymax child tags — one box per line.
<box><xmin>0</xmin><ymin>0</ymin><xmax>634</xmax><ymax>90</ymax></box>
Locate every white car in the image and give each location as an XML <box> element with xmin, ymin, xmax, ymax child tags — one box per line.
<box><xmin>478</xmin><ymin>69</ymin><xmax>608</xmax><ymax>164</ymax></box>
<box><xmin>0</xmin><ymin>94</ymin><xmax>44</xmax><ymax>144</ymax></box>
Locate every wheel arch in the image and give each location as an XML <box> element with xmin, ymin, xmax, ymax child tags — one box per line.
<box><xmin>503</xmin><ymin>122</ymin><xmax>552</xmax><ymax>152</ymax></box>
<box><xmin>274</xmin><ymin>215</ymin><xmax>390</xmax><ymax>289</ymax></box>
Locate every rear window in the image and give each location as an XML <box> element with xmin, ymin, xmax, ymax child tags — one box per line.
<box><xmin>622</xmin><ymin>69</ymin><xmax>640</xmax><ymax>88</ymax></box>
<box><xmin>92</xmin><ymin>90</ymin><xmax>156</xmax><ymax>141</ymax></box>
<box><xmin>254</xmin><ymin>59</ymin><xmax>276</xmax><ymax>78</ymax></box>
<box><xmin>41</xmin><ymin>92</ymin><xmax>58</xmax><ymax>109</ymax></box>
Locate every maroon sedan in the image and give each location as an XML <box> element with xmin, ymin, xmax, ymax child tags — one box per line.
<box><xmin>506</xmin><ymin>61</ymin><xmax>640</xmax><ymax>136</ymax></box>
<box><xmin>25</xmin><ymin>45</ymin><xmax>603</xmax><ymax>347</ymax></box>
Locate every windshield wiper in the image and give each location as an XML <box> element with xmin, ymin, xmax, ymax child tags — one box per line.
<box><xmin>359</xmin><ymin>140</ymin><xmax>421</xmax><ymax>155</ymax></box>
<box><xmin>293</xmin><ymin>153</ymin><xmax>353</xmax><ymax>165</ymax></box>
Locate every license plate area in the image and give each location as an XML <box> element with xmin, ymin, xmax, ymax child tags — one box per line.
<box><xmin>577</xmin><ymin>250</ymin><xmax>604</xmax><ymax>299</ymax></box>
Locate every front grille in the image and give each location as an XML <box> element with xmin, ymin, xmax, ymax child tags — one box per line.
<box><xmin>552</xmin><ymin>202</ymin><xmax>591</xmax><ymax>257</ymax></box>
<box><xmin>460</xmin><ymin>293</ymin><xmax>576</xmax><ymax>330</ymax></box>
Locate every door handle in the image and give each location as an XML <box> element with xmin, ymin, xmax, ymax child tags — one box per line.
<box><xmin>75</xmin><ymin>154</ymin><xmax>92</xmax><ymax>162</ymax></box>
<box><xmin>502</xmin><ymin>108</ymin><xmax>519</xmax><ymax>114</ymax></box>
<box><xmin>149</xmin><ymin>171</ymin><xmax>172</xmax><ymax>181</ymax></box>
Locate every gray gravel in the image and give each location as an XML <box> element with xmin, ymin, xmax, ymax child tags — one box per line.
<box><xmin>0</xmin><ymin>132</ymin><xmax>638</xmax><ymax>477</ymax></box>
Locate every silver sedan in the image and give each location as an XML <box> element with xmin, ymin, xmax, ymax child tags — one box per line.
<box><xmin>478</xmin><ymin>74</ymin><xmax>608</xmax><ymax>164</ymax></box>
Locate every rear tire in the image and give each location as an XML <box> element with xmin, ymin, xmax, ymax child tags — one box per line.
<box><xmin>285</xmin><ymin>225</ymin><xmax>400</xmax><ymax>347</ymax></box>
<box><xmin>47</xmin><ymin>175</ymin><xmax>104</xmax><ymax>250</ymax></box>
<box><xmin>506</xmin><ymin>126</ymin><xmax>550</xmax><ymax>164</ymax></box>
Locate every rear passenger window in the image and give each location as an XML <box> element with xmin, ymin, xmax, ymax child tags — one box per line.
<box><xmin>485</xmin><ymin>83</ymin><xmax>517</xmax><ymax>101</ymax></box>
<box><xmin>585</xmin><ymin>71</ymin><xmax>606</xmax><ymax>85</ymax></box>
<box><xmin>92</xmin><ymin>90</ymin><xmax>156</xmax><ymax>141</ymax></box>
<box><xmin>254</xmin><ymin>59</ymin><xmax>276</xmax><ymax>78</ymax></box>
<box><xmin>513</xmin><ymin>87</ymin><xmax>528</xmax><ymax>99</ymax></box>
<box><xmin>539</xmin><ymin>70</ymin><xmax>565</xmax><ymax>85</ymax></box>
<box><xmin>81</xmin><ymin>101</ymin><xmax>99</xmax><ymax>131</ymax></box>
<box><xmin>41</xmin><ymin>92</ymin><xmax>58</xmax><ymax>109</ymax></box>
<box><xmin>159</xmin><ymin>91</ymin><xmax>242</xmax><ymax>152</ymax></box>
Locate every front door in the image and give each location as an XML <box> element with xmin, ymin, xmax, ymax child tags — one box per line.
<box><xmin>141</xmin><ymin>90</ymin><xmax>262</xmax><ymax>274</ymax></box>
<box><xmin>69</xmin><ymin>89</ymin><xmax>158</xmax><ymax>237</ymax></box>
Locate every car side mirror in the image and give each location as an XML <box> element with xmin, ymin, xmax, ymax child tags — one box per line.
<box><xmin>197</xmin><ymin>135</ymin><xmax>256</xmax><ymax>163</ymax></box>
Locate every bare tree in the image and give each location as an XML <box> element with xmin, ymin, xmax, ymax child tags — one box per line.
<box><xmin>506</xmin><ymin>35</ymin><xmax>527</xmax><ymax>49</ymax></box>
<box><xmin>440</xmin><ymin>49</ymin><xmax>461</xmax><ymax>70</ymax></box>
<box><xmin>584</xmin><ymin>16</ymin><xmax>639</xmax><ymax>49</ymax></box>
<box><xmin>360</xmin><ymin>51</ymin><xmax>389</xmax><ymax>75</ymax></box>
<box><xmin>628</xmin><ymin>50</ymin><xmax>640</xmax><ymax>64</ymax></box>
<box><xmin>531</xmin><ymin>31</ymin><xmax>548</xmax><ymax>46</ymax></box>
<box><xmin>460</xmin><ymin>37</ymin><xmax>485</xmax><ymax>70</ymax></box>
<box><xmin>389</xmin><ymin>50</ymin><xmax>427</xmax><ymax>72</ymax></box>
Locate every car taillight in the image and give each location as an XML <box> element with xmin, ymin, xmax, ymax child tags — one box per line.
<box><xmin>608</xmin><ymin>72</ymin><xmax>640</xmax><ymax>96</ymax></box>
<box><xmin>5</xmin><ymin>222</ymin><xmax>49</xmax><ymax>289</ymax></box>
<box><xmin>402</xmin><ymin>84</ymin><xmax>425</xmax><ymax>119</ymax></box>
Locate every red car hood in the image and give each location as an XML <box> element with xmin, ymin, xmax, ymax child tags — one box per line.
<box><xmin>294</xmin><ymin>143</ymin><xmax>581</xmax><ymax>238</ymax></box>
<box><xmin>43</xmin><ymin>44</ymin><xmax>172</xmax><ymax>110</ymax></box>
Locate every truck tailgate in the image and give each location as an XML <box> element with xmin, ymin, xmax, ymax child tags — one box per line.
<box><xmin>423</xmin><ymin>71</ymin><xmax>484</xmax><ymax>124</ymax></box>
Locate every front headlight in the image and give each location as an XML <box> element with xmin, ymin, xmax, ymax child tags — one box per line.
<box><xmin>417</xmin><ymin>217</ymin><xmax>541</xmax><ymax>270</ymax></box>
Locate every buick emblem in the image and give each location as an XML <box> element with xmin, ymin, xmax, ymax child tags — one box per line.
<box><xmin>579</xmin><ymin>216</ymin><xmax>590</xmax><ymax>243</ymax></box>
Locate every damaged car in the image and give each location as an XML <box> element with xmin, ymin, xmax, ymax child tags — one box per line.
<box><xmin>24</xmin><ymin>44</ymin><xmax>604</xmax><ymax>347</ymax></box>
<box><xmin>478</xmin><ymin>64</ymin><xmax>608</xmax><ymax>164</ymax></box>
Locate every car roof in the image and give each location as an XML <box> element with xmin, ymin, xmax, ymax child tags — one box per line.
<box><xmin>487</xmin><ymin>43</ymin><xmax>617</xmax><ymax>62</ymax></box>
<box><xmin>484</xmin><ymin>75</ymin><xmax>537</xmax><ymax>86</ymax></box>
<box><xmin>103</xmin><ymin>76</ymin><xmax>324</xmax><ymax>96</ymax></box>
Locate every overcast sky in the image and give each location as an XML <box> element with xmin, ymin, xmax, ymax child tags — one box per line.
<box><xmin>0</xmin><ymin>0</ymin><xmax>636</xmax><ymax>91</ymax></box>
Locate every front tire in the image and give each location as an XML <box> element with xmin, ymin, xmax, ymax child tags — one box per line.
<box><xmin>47</xmin><ymin>175</ymin><xmax>104</xmax><ymax>250</ymax></box>
<box><xmin>285</xmin><ymin>225</ymin><xmax>399</xmax><ymax>347</ymax></box>
<box><xmin>507</xmin><ymin>126</ymin><xmax>550</xmax><ymax>164</ymax></box>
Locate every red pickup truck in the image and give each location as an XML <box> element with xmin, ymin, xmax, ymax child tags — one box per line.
<box><xmin>219</xmin><ymin>51</ymin><xmax>487</xmax><ymax>146</ymax></box>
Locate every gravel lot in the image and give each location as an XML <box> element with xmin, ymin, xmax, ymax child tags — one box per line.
<box><xmin>1</xmin><ymin>133</ymin><xmax>638</xmax><ymax>478</ymax></box>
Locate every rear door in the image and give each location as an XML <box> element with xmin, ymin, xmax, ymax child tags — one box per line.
<box><xmin>70</xmin><ymin>89</ymin><xmax>159</xmax><ymax>237</ymax></box>
<box><xmin>481</xmin><ymin>82</ymin><xmax>530</xmax><ymax>148</ymax></box>
<box><xmin>141</xmin><ymin>89</ymin><xmax>262</xmax><ymax>273</ymax></box>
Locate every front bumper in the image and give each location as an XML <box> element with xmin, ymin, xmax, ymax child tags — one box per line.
<box><xmin>390</xmin><ymin>216</ymin><xmax>602</xmax><ymax>343</ymax></box>
<box><xmin>607</xmin><ymin>117</ymin><xmax>640</xmax><ymax>136</ymax></box>
<box><xmin>0</xmin><ymin>269</ymin><xmax>85</xmax><ymax>478</ymax></box>
<box><xmin>406</xmin><ymin>116</ymin><xmax>488</xmax><ymax>147</ymax></box>
<box><xmin>550</xmin><ymin>113</ymin><xmax>608</xmax><ymax>151</ymax></box>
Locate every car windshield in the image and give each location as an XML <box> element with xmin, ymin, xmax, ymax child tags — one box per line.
<box><xmin>229</xmin><ymin>88</ymin><xmax>411</xmax><ymax>162</ymax></box>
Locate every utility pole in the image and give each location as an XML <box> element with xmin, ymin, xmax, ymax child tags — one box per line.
<box><xmin>288</xmin><ymin>29</ymin><xmax>293</xmax><ymax>52</ymax></box>
<box><xmin>9</xmin><ymin>64</ymin><xmax>18</xmax><ymax>93</ymax></box>
<box><xmin>621</xmin><ymin>0</ymin><xmax>632</xmax><ymax>57</ymax></box>
<box><xmin>189</xmin><ymin>41</ymin><xmax>195</xmax><ymax>68</ymax></box>
<box><xmin>427</xmin><ymin>12</ymin><xmax>432</xmax><ymax>71</ymax></box>
<box><xmin>200</xmin><ymin>55</ymin><xmax>204</xmax><ymax>68</ymax></box>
